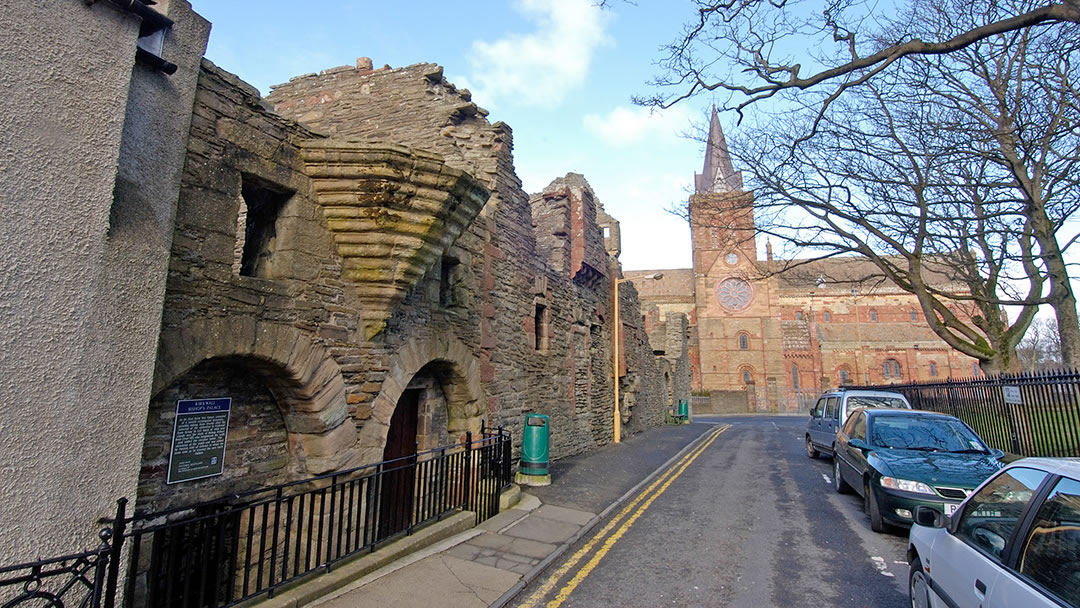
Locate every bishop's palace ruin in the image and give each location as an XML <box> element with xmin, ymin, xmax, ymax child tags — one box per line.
<box><xmin>0</xmin><ymin>0</ymin><xmax>976</xmax><ymax>570</ymax></box>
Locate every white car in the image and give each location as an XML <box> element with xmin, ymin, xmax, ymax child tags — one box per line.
<box><xmin>907</xmin><ymin>458</ymin><xmax>1080</xmax><ymax>608</ymax></box>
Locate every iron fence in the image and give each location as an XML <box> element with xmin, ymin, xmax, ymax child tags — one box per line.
<box><xmin>0</xmin><ymin>426</ymin><xmax>512</xmax><ymax>608</ymax></box>
<box><xmin>859</xmin><ymin>369</ymin><xmax>1080</xmax><ymax>457</ymax></box>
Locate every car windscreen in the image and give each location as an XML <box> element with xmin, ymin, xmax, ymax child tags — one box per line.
<box><xmin>847</xmin><ymin>396</ymin><xmax>908</xmax><ymax>410</ymax></box>
<box><xmin>869</xmin><ymin>415</ymin><xmax>987</xmax><ymax>452</ymax></box>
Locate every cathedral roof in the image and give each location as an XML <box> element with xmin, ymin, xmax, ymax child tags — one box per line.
<box><xmin>768</xmin><ymin>255</ymin><xmax>967</xmax><ymax>294</ymax></box>
<box><xmin>694</xmin><ymin>108</ymin><xmax>742</xmax><ymax>194</ymax></box>
<box><xmin>624</xmin><ymin>268</ymin><xmax>695</xmax><ymax>300</ymax></box>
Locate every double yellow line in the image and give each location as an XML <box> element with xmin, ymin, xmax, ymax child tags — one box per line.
<box><xmin>518</xmin><ymin>424</ymin><xmax>731</xmax><ymax>608</ymax></box>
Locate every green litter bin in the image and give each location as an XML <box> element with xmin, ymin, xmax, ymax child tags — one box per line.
<box><xmin>678</xmin><ymin>399</ymin><xmax>690</xmax><ymax>421</ymax></box>
<box><xmin>520</xmin><ymin>414</ymin><xmax>550</xmax><ymax>476</ymax></box>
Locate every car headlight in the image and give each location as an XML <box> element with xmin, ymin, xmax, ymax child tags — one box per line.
<box><xmin>879</xmin><ymin>476</ymin><xmax>936</xmax><ymax>496</ymax></box>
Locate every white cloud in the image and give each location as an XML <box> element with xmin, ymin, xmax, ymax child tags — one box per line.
<box><xmin>583</xmin><ymin>105</ymin><xmax>694</xmax><ymax>146</ymax></box>
<box><xmin>459</xmin><ymin>0</ymin><xmax>612</xmax><ymax>108</ymax></box>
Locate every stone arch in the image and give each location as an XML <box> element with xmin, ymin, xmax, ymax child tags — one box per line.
<box><xmin>152</xmin><ymin>317</ymin><xmax>355</xmax><ymax>474</ymax></box>
<box><xmin>357</xmin><ymin>334</ymin><xmax>485</xmax><ymax>462</ymax></box>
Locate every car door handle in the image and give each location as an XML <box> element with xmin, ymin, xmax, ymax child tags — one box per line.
<box><xmin>975</xmin><ymin>578</ymin><xmax>987</xmax><ymax>595</ymax></box>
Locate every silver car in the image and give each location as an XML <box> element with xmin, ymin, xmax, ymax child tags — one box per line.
<box><xmin>907</xmin><ymin>458</ymin><xmax>1080</xmax><ymax>608</ymax></box>
<box><xmin>805</xmin><ymin>389</ymin><xmax>910</xmax><ymax>459</ymax></box>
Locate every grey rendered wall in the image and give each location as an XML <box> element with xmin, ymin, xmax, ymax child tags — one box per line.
<box><xmin>0</xmin><ymin>0</ymin><xmax>208</xmax><ymax>562</ymax></box>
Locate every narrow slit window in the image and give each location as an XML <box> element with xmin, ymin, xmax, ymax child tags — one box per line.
<box><xmin>534</xmin><ymin>303</ymin><xmax>548</xmax><ymax>352</ymax></box>
<box><xmin>440</xmin><ymin>257</ymin><xmax>460</xmax><ymax>307</ymax></box>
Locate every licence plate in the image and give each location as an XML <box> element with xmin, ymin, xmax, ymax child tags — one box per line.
<box><xmin>944</xmin><ymin>503</ymin><xmax>960</xmax><ymax>516</ymax></box>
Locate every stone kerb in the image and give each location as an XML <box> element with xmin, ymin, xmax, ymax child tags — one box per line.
<box><xmin>153</xmin><ymin>317</ymin><xmax>357</xmax><ymax>474</ymax></box>
<box><xmin>356</xmin><ymin>333</ymin><xmax>485</xmax><ymax>462</ymax></box>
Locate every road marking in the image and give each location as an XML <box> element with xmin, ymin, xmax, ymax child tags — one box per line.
<box><xmin>821</xmin><ymin>473</ymin><xmax>831</xmax><ymax>485</ymax></box>
<box><xmin>871</xmin><ymin>556</ymin><xmax>895</xmax><ymax>577</ymax></box>
<box><xmin>518</xmin><ymin>424</ymin><xmax>731</xmax><ymax>608</ymax></box>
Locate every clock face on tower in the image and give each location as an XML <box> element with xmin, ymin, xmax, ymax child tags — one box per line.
<box><xmin>717</xmin><ymin>277</ymin><xmax>753</xmax><ymax>311</ymax></box>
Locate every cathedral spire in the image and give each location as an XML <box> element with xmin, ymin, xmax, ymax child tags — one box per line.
<box><xmin>694</xmin><ymin>107</ymin><xmax>742</xmax><ymax>194</ymax></box>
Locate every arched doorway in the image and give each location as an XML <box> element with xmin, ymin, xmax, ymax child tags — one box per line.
<box><xmin>378</xmin><ymin>360</ymin><xmax>461</xmax><ymax>538</ymax></box>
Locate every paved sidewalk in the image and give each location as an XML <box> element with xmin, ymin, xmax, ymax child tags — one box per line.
<box><xmin>301</xmin><ymin>421</ymin><xmax>716</xmax><ymax>608</ymax></box>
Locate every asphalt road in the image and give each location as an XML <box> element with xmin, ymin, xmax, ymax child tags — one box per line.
<box><xmin>512</xmin><ymin>416</ymin><xmax>911</xmax><ymax>608</ymax></box>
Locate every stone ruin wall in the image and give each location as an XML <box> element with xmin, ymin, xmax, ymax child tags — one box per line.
<box><xmin>138</xmin><ymin>57</ymin><xmax>689</xmax><ymax>513</ymax></box>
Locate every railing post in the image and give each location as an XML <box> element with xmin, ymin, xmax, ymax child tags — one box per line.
<box><xmin>102</xmin><ymin>497</ymin><xmax>128</xmax><ymax>608</ymax></box>
<box><xmin>464</xmin><ymin>431</ymin><xmax>473</xmax><ymax>512</ymax></box>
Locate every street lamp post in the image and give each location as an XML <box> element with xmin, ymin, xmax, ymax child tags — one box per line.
<box><xmin>613</xmin><ymin>273</ymin><xmax>662</xmax><ymax>443</ymax></box>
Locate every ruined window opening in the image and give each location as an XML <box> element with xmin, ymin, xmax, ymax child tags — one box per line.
<box><xmin>440</xmin><ymin>257</ymin><xmax>460</xmax><ymax>307</ymax></box>
<box><xmin>534</xmin><ymin>303</ymin><xmax>549</xmax><ymax>352</ymax></box>
<box><xmin>791</xmin><ymin>365</ymin><xmax>800</xmax><ymax>390</ymax></box>
<box><xmin>236</xmin><ymin>175</ymin><xmax>293</xmax><ymax>279</ymax></box>
<box><xmin>737</xmin><ymin>333</ymin><xmax>749</xmax><ymax>350</ymax></box>
<box><xmin>603</xmin><ymin>226</ymin><xmax>611</xmax><ymax>238</ymax></box>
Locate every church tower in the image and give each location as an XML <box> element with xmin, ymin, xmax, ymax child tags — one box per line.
<box><xmin>690</xmin><ymin>109</ymin><xmax>783</xmax><ymax>401</ymax></box>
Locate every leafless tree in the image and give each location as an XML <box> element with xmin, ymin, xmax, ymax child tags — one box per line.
<box><xmin>658</xmin><ymin>0</ymin><xmax>1080</xmax><ymax>370</ymax></box>
<box><xmin>1017</xmin><ymin>316</ymin><xmax>1063</xmax><ymax>371</ymax></box>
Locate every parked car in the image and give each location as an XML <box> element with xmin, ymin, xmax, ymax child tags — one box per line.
<box><xmin>833</xmin><ymin>408</ymin><xmax>1005</xmax><ymax>532</ymax></box>
<box><xmin>908</xmin><ymin>458</ymin><xmax>1080</xmax><ymax>608</ymax></box>
<box><xmin>806</xmin><ymin>389</ymin><xmax>911</xmax><ymax>459</ymax></box>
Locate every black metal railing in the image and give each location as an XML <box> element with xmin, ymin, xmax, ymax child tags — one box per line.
<box><xmin>0</xmin><ymin>426</ymin><xmax>512</xmax><ymax>608</ymax></box>
<box><xmin>859</xmin><ymin>369</ymin><xmax>1080</xmax><ymax>457</ymax></box>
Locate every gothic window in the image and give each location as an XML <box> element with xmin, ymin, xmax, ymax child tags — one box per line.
<box><xmin>884</xmin><ymin>359</ymin><xmax>901</xmax><ymax>379</ymax></box>
<box><xmin>929</xmin><ymin>362</ymin><xmax>938</xmax><ymax>377</ymax></box>
<box><xmin>737</xmin><ymin>332</ymin><xmax>749</xmax><ymax>350</ymax></box>
<box><xmin>824</xmin><ymin>311</ymin><xmax>831</xmax><ymax>322</ymax></box>
<box><xmin>795</xmin><ymin>311</ymin><xmax>803</xmax><ymax>320</ymax></box>
<box><xmin>742</xmin><ymin>368</ymin><xmax>752</xmax><ymax>385</ymax></box>
<box><xmin>870</xmin><ymin>309</ymin><xmax>878</xmax><ymax>322</ymax></box>
<box><xmin>235</xmin><ymin>175</ymin><xmax>293</xmax><ymax>278</ymax></box>
<box><xmin>792</xmin><ymin>365</ymin><xmax>800</xmax><ymax>390</ymax></box>
<box><xmin>910</xmin><ymin>309</ymin><xmax>918</xmax><ymax>321</ymax></box>
<box><xmin>972</xmin><ymin>362</ymin><xmax>980</xmax><ymax>376</ymax></box>
<box><xmin>839</xmin><ymin>368</ymin><xmax>851</xmax><ymax>384</ymax></box>
<box><xmin>717</xmin><ymin>277</ymin><xmax>753</xmax><ymax>311</ymax></box>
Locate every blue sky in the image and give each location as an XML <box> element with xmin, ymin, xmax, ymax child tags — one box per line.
<box><xmin>188</xmin><ymin>0</ymin><xmax>718</xmax><ymax>271</ymax></box>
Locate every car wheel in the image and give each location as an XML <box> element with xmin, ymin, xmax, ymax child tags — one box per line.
<box><xmin>867</xmin><ymin>481</ymin><xmax>886</xmax><ymax>533</ymax></box>
<box><xmin>805</xmin><ymin>436</ymin><xmax>819</xmax><ymax>459</ymax></box>
<box><xmin>834</xmin><ymin>459</ymin><xmax>851</xmax><ymax>494</ymax></box>
<box><xmin>909</xmin><ymin>557</ymin><xmax>931</xmax><ymax>608</ymax></box>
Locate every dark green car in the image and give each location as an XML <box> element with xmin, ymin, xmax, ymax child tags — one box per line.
<box><xmin>833</xmin><ymin>408</ymin><xmax>1006</xmax><ymax>533</ymax></box>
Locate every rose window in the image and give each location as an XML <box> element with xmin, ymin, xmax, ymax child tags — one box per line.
<box><xmin>717</xmin><ymin>277</ymin><xmax>753</xmax><ymax>311</ymax></box>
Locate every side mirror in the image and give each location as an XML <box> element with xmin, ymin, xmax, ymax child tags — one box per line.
<box><xmin>848</xmin><ymin>438</ymin><xmax>868</xmax><ymax>451</ymax></box>
<box><xmin>914</xmin><ymin>506</ymin><xmax>947</xmax><ymax>528</ymax></box>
